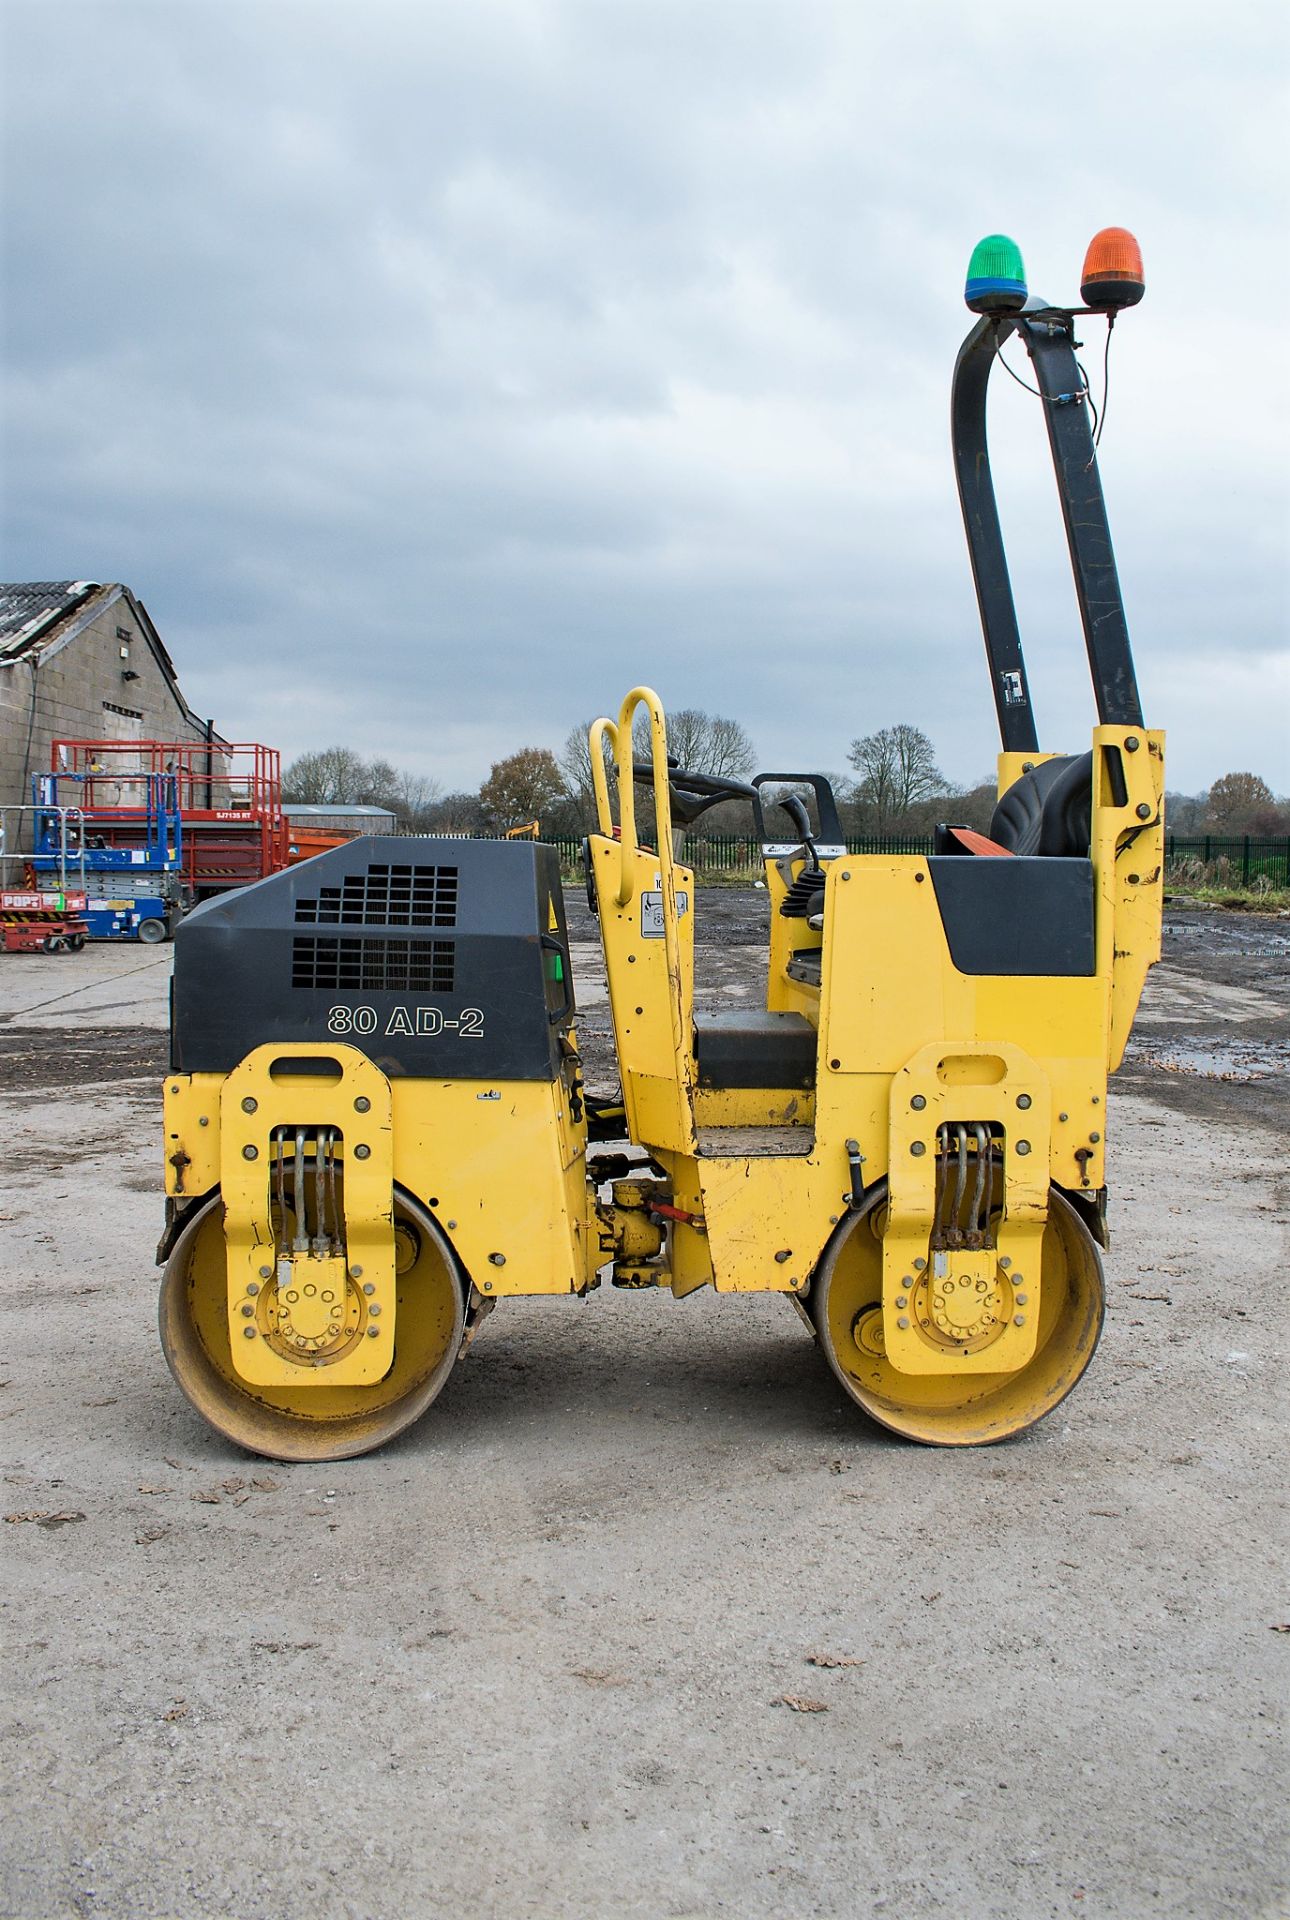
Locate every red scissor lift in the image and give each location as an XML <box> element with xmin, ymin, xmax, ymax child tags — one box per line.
<box><xmin>52</xmin><ymin>740</ymin><xmax>289</xmax><ymax>901</ymax></box>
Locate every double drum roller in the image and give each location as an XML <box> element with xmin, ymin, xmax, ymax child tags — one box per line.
<box><xmin>157</xmin><ymin>229</ymin><xmax>1162</xmax><ymax>1459</ymax></box>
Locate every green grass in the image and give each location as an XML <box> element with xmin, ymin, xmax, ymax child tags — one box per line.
<box><xmin>1165</xmin><ymin>883</ymin><xmax>1290</xmax><ymax>913</ymax></box>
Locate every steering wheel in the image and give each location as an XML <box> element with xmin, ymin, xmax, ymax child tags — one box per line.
<box><xmin>631</xmin><ymin>759</ymin><xmax>759</xmax><ymax>827</ymax></box>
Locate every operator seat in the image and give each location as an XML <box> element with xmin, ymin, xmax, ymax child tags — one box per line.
<box><xmin>989</xmin><ymin>751</ymin><xmax>1093</xmax><ymax>857</ymax></box>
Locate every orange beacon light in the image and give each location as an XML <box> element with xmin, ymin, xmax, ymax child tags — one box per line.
<box><xmin>1080</xmin><ymin>227</ymin><xmax>1145</xmax><ymax>311</ymax></box>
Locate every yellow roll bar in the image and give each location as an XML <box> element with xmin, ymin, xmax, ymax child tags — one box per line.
<box><xmin>588</xmin><ymin>687</ymin><xmax>690</xmax><ymax>1085</ymax></box>
<box><xmin>589</xmin><ymin>686</ymin><xmax>676</xmax><ymax>909</ymax></box>
<box><xmin>589</xmin><ymin>716</ymin><xmax>618</xmax><ymax>850</ymax></box>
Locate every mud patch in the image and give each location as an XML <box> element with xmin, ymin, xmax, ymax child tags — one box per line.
<box><xmin>0</xmin><ymin>1026</ymin><xmax>168</xmax><ymax>1095</ymax></box>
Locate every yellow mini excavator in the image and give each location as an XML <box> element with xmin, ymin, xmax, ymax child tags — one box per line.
<box><xmin>157</xmin><ymin>229</ymin><xmax>1163</xmax><ymax>1459</ymax></box>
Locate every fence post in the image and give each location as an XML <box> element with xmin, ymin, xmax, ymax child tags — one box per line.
<box><xmin>1242</xmin><ymin>836</ymin><xmax>1250</xmax><ymax>885</ymax></box>
<box><xmin>1203</xmin><ymin>835</ymin><xmax>1210</xmax><ymax>864</ymax></box>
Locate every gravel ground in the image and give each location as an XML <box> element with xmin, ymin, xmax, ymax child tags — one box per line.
<box><xmin>0</xmin><ymin>896</ymin><xmax>1286</xmax><ymax>1920</ymax></box>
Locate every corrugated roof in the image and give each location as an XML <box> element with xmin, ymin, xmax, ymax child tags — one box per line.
<box><xmin>284</xmin><ymin>804</ymin><xmax>398</xmax><ymax>820</ymax></box>
<box><xmin>0</xmin><ymin>581</ymin><xmax>221</xmax><ymax>742</ymax></box>
<box><xmin>0</xmin><ymin>581</ymin><xmax>101</xmax><ymax>658</ymax></box>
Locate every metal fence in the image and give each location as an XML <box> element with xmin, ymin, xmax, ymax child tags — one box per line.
<box><xmin>542</xmin><ymin>832</ymin><xmax>1289</xmax><ymax>887</ymax></box>
<box><xmin>1162</xmin><ymin>835</ymin><xmax>1289</xmax><ymax>888</ymax></box>
<box><xmin>544</xmin><ymin>834</ymin><xmax>944</xmax><ymax>873</ymax></box>
<box><xmin>544</xmin><ymin>834</ymin><xmax>939</xmax><ymax>873</ymax></box>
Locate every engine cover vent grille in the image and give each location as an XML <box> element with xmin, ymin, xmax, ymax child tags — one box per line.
<box><xmin>294</xmin><ymin>863</ymin><xmax>458</xmax><ymax>928</ymax></box>
<box><xmin>291</xmin><ymin>936</ymin><xmax>456</xmax><ymax>994</ymax></box>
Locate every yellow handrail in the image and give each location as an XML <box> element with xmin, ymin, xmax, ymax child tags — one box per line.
<box><xmin>588</xmin><ymin>686</ymin><xmax>675</xmax><ymax>908</ymax></box>
<box><xmin>590</xmin><ymin>716</ymin><xmax>618</xmax><ymax>841</ymax></box>
<box><xmin>587</xmin><ymin>688</ymin><xmax>690</xmax><ymax>1090</ymax></box>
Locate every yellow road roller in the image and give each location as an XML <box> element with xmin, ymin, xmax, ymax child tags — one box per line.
<box><xmin>157</xmin><ymin>230</ymin><xmax>1163</xmax><ymax>1458</ymax></box>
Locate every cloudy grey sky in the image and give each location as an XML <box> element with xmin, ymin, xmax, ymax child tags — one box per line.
<box><xmin>3</xmin><ymin>0</ymin><xmax>1287</xmax><ymax>795</ymax></box>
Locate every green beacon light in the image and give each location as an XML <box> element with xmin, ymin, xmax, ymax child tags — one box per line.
<box><xmin>964</xmin><ymin>234</ymin><xmax>1028</xmax><ymax>315</ymax></box>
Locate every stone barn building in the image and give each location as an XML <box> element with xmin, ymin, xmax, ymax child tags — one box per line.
<box><xmin>0</xmin><ymin>581</ymin><xmax>217</xmax><ymax>821</ymax></box>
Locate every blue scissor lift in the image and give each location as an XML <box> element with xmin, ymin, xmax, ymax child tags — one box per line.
<box><xmin>30</xmin><ymin>770</ymin><xmax>191</xmax><ymax>942</ymax></box>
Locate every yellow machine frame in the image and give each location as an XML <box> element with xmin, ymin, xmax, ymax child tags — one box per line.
<box><xmin>157</xmin><ymin>268</ymin><xmax>1166</xmax><ymax>1457</ymax></box>
<box><xmin>161</xmin><ymin>683</ymin><xmax>1161</xmax><ymax>1405</ymax></box>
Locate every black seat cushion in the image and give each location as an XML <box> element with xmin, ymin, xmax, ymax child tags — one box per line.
<box><xmin>989</xmin><ymin>752</ymin><xmax>1092</xmax><ymax>857</ymax></box>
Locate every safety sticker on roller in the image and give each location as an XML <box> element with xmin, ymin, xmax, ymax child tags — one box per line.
<box><xmin>641</xmin><ymin>890</ymin><xmax>689</xmax><ymax>937</ymax></box>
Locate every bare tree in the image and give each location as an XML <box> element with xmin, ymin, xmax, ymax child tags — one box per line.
<box><xmin>283</xmin><ymin>749</ymin><xmax>444</xmax><ymax>828</ymax></box>
<box><xmin>558</xmin><ymin>719</ymin><xmax>617</xmax><ymax>830</ymax></box>
<box><xmin>425</xmin><ymin>791</ymin><xmax>486</xmax><ymax>835</ymax></box>
<box><xmin>282</xmin><ymin>746</ymin><xmax>370</xmax><ymax>805</ymax></box>
<box><xmin>360</xmin><ymin>758</ymin><xmax>399</xmax><ymax>808</ymax></box>
<box><xmin>627</xmin><ymin>706</ymin><xmax>755</xmax><ymax>780</ymax></box>
<box><xmin>667</xmin><ymin>709</ymin><xmax>755</xmax><ymax>779</ymax></box>
<box><xmin>560</xmin><ymin>707</ymin><xmax>756</xmax><ymax>838</ymax></box>
<box><xmin>397</xmin><ymin>773</ymin><xmax>445</xmax><ymax>830</ymax></box>
<box><xmin>846</xmin><ymin>724</ymin><xmax>950</xmax><ymax>830</ymax></box>
<box><xmin>366</xmin><ymin>764</ymin><xmax>444</xmax><ymax>829</ymax></box>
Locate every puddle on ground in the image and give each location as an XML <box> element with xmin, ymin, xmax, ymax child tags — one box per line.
<box><xmin>1123</xmin><ymin>1036</ymin><xmax>1290</xmax><ymax>1082</ymax></box>
<box><xmin>1162</xmin><ymin>915</ymin><xmax>1290</xmax><ymax>962</ymax></box>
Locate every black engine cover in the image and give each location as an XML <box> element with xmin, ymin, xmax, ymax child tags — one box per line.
<box><xmin>171</xmin><ymin>837</ymin><xmax>573</xmax><ymax>1081</ymax></box>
